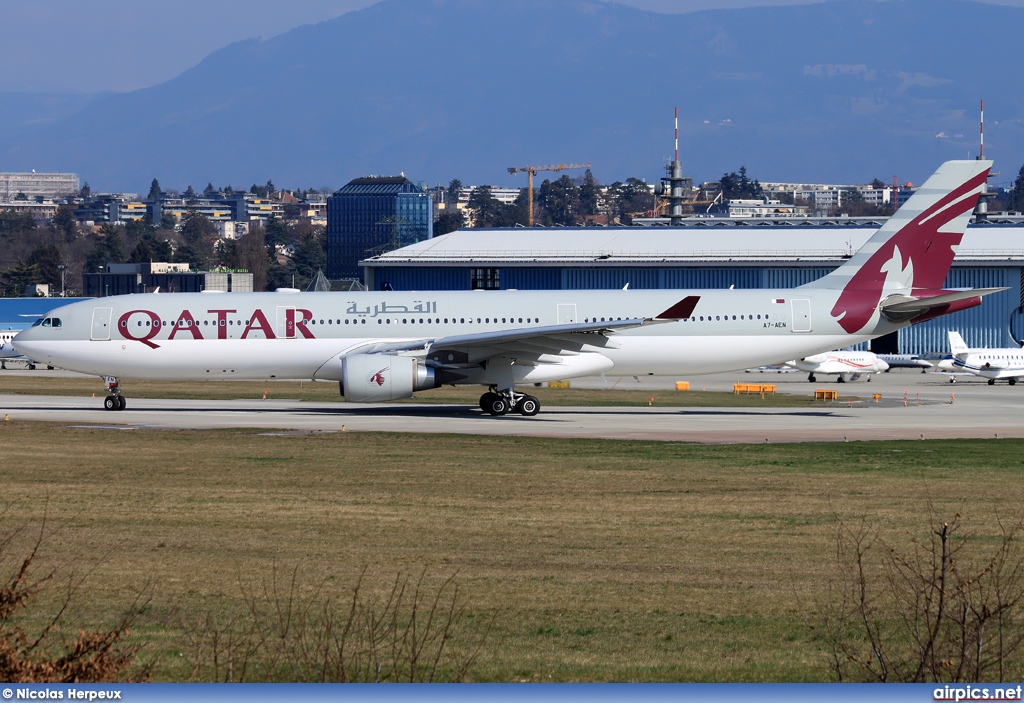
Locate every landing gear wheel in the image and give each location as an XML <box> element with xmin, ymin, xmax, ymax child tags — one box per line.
<box><xmin>1011</xmin><ymin>378</ymin><xmax>1017</xmax><ymax>386</ymax></box>
<box><xmin>516</xmin><ymin>395</ymin><xmax>540</xmax><ymax>416</ymax></box>
<box><xmin>104</xmin><ymin>396</ymin><xmax>117</xmax><ymax>411</ymax></box>
<box><xmin>486</xmin><ymin>396</ymin><xmax>509</xmax><ymax>416</ymax></box>
<box><xmin>479</xmin><ymin>392</ymin><xmax>499</xmax><ymax>412</ymax></box>
<box><xmin>837</xmin><ymin>376</ymin><xmax>846</xmax><ymax>384</ymax></box>
<box><xmin>988</xmin><ymin>379</ymin><xmax>996</xmax><ymax>385</ymax></box>
<box><xmin>950</xmin><ymin>377</ymin><xmax>957</xmax><ymax>384</ymax></box>
<box><xmin>117</xmin><ymin>395</ymin><xmax>127</xmax><ymax>410</ymax></box>
<box><xmin>807</xmin><ymin>374</ymin><xmax>816</xmax><ymax>383</ymax></box>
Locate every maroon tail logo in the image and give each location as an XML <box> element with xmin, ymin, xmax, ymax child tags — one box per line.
<box><xmin>370</xmin><ymin>367</ymin><xmax>388</xmax><ymax>386</ymax></box>
<box><xmin>831</xmin><ymin>169</ymin><xmax>990</xmax><ymax>333</ymax></box>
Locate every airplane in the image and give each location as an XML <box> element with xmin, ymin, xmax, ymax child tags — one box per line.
<box><xmin>785</xmin><ymin>350</ymin><xmax>889</xmax><ymax>383</ymax></box>
<box><xmin>13</xmin><ymin>159</ymin><xmax>1001</xmax><ymax>416</ymax></box>
<box><xmin>0</xmin><ymin>329</ymin><xmax>36</xmax><ymax>369</ymax></box>
<box><xmin>943</xmin><ymin>330</ymin><xmax>1024</xmax><ymax>385</ymax></box>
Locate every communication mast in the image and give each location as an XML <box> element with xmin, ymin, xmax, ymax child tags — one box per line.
<box><xmin>655</xmin><ymin>107</ymin><xmax>695</xmax><ymax>225</ymax></box>
<box><xmin>507</xmin><ymin>162</ymin><xmax>591</xmax><ymax>226</ymax></box>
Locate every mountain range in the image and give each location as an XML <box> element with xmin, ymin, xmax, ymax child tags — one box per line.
<box><xmin>1</xmin><ymin>0</ymin><xmax>1021</xmax><ymax>193</ymax></box>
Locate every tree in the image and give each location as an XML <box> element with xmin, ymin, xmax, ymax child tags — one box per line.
<box><xmin>203</xmin><ymin>183</ymin><xmax>217</xmax><ymax>197</ymax></box>
<box><xmin>50</xmin><ymin>205</ymin><xmax>77</xmax><ymax>243</ymax></box>
<box><xmin>446</xmin><ymin>179</ymin><xmax>463</xmax><ymax>204</ymax></box>
<box><xmin>84</xmin><ymin>225</ymin><xmax>126</xmax><ymax>274</ymax></box>
<box><xmin>1</xmin><ymin>261</ymin><xmax>41</xmax><ymax>296</ymax></box>
<box><xmin>27</xmin><ymin>244</ymin><xmax>62</xmax><ymax>288</ymax></box>
<box><xmin>184</xmin><ymin>185</ymin><xmax>196</xmax><ymax>199</ymax></box>
<box><xmin>434</xmin><ymin>210</ymin><xmax>464</xmax><ymax>235</ymax></box>
<box><xmin>235</xmin><ymin>225</ymin><xmax>271</xmax><ymax>291</ymax></box>
<box><xmin>177</xmin><ymin>212</ymin><xmax>216</xmax><ymax>270</ymax></box>
<box><xmin>1006</xmin><ymin>163</ymin><xmax>1024</xmax><ymax>213</ymax></box>
<box><xmin>578</xmin><ymin>169</ymin><xmax>600</xmax><ymax>218</ymax></box>
<box><xmin>538</xmin><ymin>175</ymin><xmax>580</xmax><ymax>225</ymax></box>
<box><xmin>80</xmin><ymin>182</ymin><xmax>91</xmax><ymax>198</ymax></box>
<box><xmin>720</xmin><ymin>167</ymin><xmax>763</xmax><ymax>200</ymax></box>
<box><xmin>263</xmin><ymin>216</ymin><xmax>290</xmax><ymax>247</ymax></box>
<box><xmin>147</xmin><ymin>178</ymin><xmax>161</xmax><ymax>200</ymax></box>
<box><xmin>128</xmin><ymin>239</ymin><xmax>154</xmax><ymax>264</ymax></box>
<box><xmin>13</xmin><ymin>192</ymin><xmax>27</xmax><ymax>201</ymax></box>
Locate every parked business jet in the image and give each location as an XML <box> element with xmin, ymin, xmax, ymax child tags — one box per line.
<box><xmin>0</xmin><ymin>329</ymin><xmax>35</xmax><ymax>369</ymax></box>
<box><xmin>944</xmin><ymin>331</ymin><xmax>1024</xmax><ymax>385</ymax></box>
<box><xmin>13</xmin><ymin>160</ymin><xmax>1000</xmax><ymax>416</ymax></box>
<box><xmin>786</xmin><ymin>351</ymin><xmax>889</xmax><ymax>383</ymax></box>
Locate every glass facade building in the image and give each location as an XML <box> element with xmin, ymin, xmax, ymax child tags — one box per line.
<box><xmin>327</xmin><ymin>176</ymin><xmax>433</xmax><ymax>280</ymax></box>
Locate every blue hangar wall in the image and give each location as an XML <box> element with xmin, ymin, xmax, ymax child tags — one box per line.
<box><xmin>367</xmin><ymin>264</ymin><xmax>1024</xmax><ymax>355</ymax></box>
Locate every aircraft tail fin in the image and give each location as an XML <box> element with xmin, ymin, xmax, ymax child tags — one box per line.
<box><xmin>811</xmin><ymin>159</ymin><xmax>992</xmax><ymax>334</ymax></box>
<box><xmin>948</xmin><ymin>331</ymin><xmax>969</xmax><ymax>356</ymax></box>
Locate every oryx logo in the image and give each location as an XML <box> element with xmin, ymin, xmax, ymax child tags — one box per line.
<box><xmin>370</xmin><ymin>367</ymin><xmax>389</xmax><ymax>386</ymax></box>
<box><xmin>830</xmin><ymin>168</ymin><xmax>989</xmax><ymax>334</ymax></box>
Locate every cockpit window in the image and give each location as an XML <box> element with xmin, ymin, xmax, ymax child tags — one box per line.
<box><xmin>51</xmin><ymin>318</ymin><xmax>61</xmax><ymax>328</ymax></box>
<box><xmin>31</xmin><ymin>317</ymin><xmax>62</xmax><ymax>328</ymax></box>
<box><xmin>31</xmin><ymin>318</ymin><xmax>43</xmax><ymax>327</ymax></box>
<box><xmin>41</xmin><ymin>319</ymin><xmax>51</xmax><ymax>327</ymax></box>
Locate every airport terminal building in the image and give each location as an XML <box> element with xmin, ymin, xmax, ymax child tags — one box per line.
<box><xmin>361</xmin><ymin>218</ymin><xmax>1024</xmax><ymax>355</ymax></box>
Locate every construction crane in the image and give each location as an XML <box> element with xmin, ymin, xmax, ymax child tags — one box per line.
<box><xmin>507</xmin><ymin>162</ymin><xmax>591</xmax><ymax>226</ymax></box>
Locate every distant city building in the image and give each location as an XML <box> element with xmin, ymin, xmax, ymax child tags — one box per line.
<box><xmin>761</xmin><ymin>182</ymin><xmax>915</xmax><ymax>211</ymax></box>
<box><xmin>0</xmin><ymin>199</ymin><xmax>61</xmax><ymax>221</ymax></box>
<box><xmin>83</xmin><ymin>262</ymin><xmax>253</xmax><ymax>297</ymax></box>
<box><xmin>0</xmin><ymin>172</ymin><xmax>79</xmax><ymax>199</ymax></box>
<box><xmin>326</xmin><ymin>176</ymin><xmax>433</xmax><ymax>280</ymax></box>
<box><xmin>73</xmin><ymin>194</ymin><xmax>145</xmax><ymax>225</ymax></box>
<box><xmin>727</xmin><ymin>198</ymin><xmax>810</xmax><ymax>218</ymax></box>
<box><xmin>147</xmin><ymin>193</ymin><xmax>283</xmax><ymax>227</ymax></box>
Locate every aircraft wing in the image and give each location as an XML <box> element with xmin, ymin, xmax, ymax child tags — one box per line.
<box><xmin>879</xmin><ymin>288</ymin><xmax>1007</xmax><ymax>322</ymax></box>
<box><xmin>352</xmin><ymin>296</ymin><xmax>700</xmax><ymax>367</ymax></box>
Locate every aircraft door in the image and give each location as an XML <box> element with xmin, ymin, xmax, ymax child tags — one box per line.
<box><xmin>276</xmin><ymin>307</ymin><xmax>296</xmax><ymax>339</ymax></box>
<box><xmin>791</xmin><ymin>299</ymin><xmax>811</xmax><ymax>333</ymax></box>
<box><xmin>90</xmin><ymin>307</ymin><xmax>112</xmax><ymax>341</ymax></box>
<box><xmin>556</xmin><ymin>303</ymin><xmax>577</xmax><ymax>325</ymax></box>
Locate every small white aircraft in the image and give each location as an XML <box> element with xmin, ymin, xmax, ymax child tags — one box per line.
<box><xmin>0</xmin><ymin>329</ymin><xmax>36</xmax><ymax>369</ymax></box>
<box><xmin>786</xmin><ymin>351</ymin><xmax>889</xmax><ymax>383</ymax></box>
<box><xmin>12</xmin><ymin>160</ymin><xmax>1002</xmax><ymax>415</ymax></box>
<box><xmin>944</xmin><ymin>331</ymin><xmax>1024</xmax><ymax>385</ymax></box>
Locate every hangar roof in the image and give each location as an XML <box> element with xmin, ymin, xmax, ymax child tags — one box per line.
<box><xmin>362</xmin><ymin>224</ymin><xmax>1024</xmax><ymax>267</ymax></box>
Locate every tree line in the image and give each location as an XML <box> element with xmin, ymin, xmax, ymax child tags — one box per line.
<box><xmin>0</xmin><ymin>209</ymin><xmax>325</xmax><ymax>297</ymax></box>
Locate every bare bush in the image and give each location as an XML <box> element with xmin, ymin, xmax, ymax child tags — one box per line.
<box><xmin>0</xmin><ymin>521</ymin><xmax>150</xmax><ymax>682</ymax></box>
<box><xmin>813</xmin><ymin>510</ymin><xmax>1024</xmax><ymax>682</ymax></box>
<box><xmin>178</xmin><ymin>566</ymin><xmax>489</xmax><ymax>682</ymax></box>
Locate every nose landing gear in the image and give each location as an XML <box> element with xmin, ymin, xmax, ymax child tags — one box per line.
<box><xmin>103</xmin><ymin>376</ymin><xmax>127</xmax><ymax>411</ymax></box>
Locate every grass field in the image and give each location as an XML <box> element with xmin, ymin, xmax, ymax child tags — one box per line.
<box><xmin>2</xmin><ymin>418</ymin><xmax>1023</xmax><ymax>681</ymax></box>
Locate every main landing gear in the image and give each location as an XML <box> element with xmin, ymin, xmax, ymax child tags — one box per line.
<box><xmin>103</xmin><ymin>376</ymin><xmax>127</xmax><ymax>411</ymax></box>
<box><xmin>479</xmin><ymin>388</ymin><xmax>540</xmax><ymax>417</ymax></box>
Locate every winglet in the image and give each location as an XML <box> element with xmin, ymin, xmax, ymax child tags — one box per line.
<box><xmin>657</xmin><ymin>295</ymin><xmax>700</xmax><ymax>319</ymax></box>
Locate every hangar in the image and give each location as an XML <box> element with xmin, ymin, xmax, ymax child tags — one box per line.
<box><xmin>361</xmin><ymin>218</ymin><xmax>1024</xmax><ymax>355</ymax></box>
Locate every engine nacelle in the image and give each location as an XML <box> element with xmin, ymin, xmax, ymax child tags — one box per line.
<box><xmin>339</xmin><ymin>354</ymin><xmax>440</xmax><ymax>403</ymax></box>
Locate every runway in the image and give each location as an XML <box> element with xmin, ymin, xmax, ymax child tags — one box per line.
<box><xmin>1</xmin><ymin>368</ymin><xmax>1021</xmax><ymax>443</ymax></box>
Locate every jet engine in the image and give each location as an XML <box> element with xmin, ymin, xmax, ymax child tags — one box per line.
<box><xmin>339</xmin><ymin>354</ymin><xmax>440</xmax><ymax>403</ymax></box>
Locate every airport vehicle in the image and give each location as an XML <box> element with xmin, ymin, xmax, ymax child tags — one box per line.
<box><xmin>13</xmin><ymin>160</ymin><xmax>1000</xmax><ymax>416</ymax></box>
<box><xmin>943</xmin><ymin>330</ymin><xmax>1024</xmax><ymax>385</ymax></box>
<box><xmin>786</xmin><ymin>350</ymin><xmax>889</xmax><ymax>383</ymax></box>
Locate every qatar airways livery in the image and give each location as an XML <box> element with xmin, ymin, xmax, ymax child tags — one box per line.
<box><xmin>14</xmin><ymin>160</ymin><xmax>1001</xmax><ymax>416</ymax></box>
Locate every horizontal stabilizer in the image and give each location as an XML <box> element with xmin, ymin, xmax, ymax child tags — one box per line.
<box><xmin>879</xmin><ymin>288</ymin><xmax>1006</xmax><ymax>322</ymax></box>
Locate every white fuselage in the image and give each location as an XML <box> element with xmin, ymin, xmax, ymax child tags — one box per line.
<box><xmin>14</xmin><ymin>288</ymin><xmax>879</xmax><ymax>384</ymax></box>
<box><xmin>788</xmin><ymin>351</ymin><xmax>889</xmax><ymax>376</ymax></box>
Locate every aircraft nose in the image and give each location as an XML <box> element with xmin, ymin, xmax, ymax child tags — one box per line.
<box><xmin>877</xmin><ymin>359</ymin><xmax>890</xmax><ymax>371</ymax></box>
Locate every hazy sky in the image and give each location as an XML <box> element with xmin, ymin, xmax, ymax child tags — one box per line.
<box><xmin>4</xmin><ymin>0</ymin><xmax>1020</xmax><ymax>93</ymax></box>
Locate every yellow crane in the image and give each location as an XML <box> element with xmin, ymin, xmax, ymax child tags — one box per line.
<box><xmin>507</xmin><ymin>162</ymin><xmax>591</xmax><ymax>226</ymax></box>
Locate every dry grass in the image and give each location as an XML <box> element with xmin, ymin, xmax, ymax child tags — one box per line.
<box><xmin>1</xmin><ymin>421</ymin><xmax>1022</xmax><ymax>681</ymax></box>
